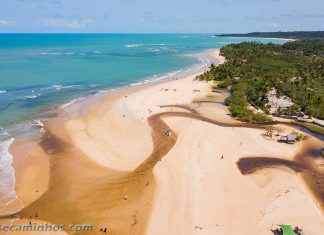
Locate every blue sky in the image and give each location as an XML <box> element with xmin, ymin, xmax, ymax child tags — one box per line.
<box><xmin>0</xmin><ymin>0</ymin><xmax>323</xmax><ymax>33</ymax></box>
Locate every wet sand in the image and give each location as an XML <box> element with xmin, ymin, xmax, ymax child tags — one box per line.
<box><xmin>1</xmin><ymin>48</ymin><xmax>323</xmax><ymax>234</ymax></box>
<box><xmin>4</xmin><ymin>106</ymin><xmax>324</xmax><ymax>234</ymax></box>
<box><xmin>237</xmin><ymin>136</ymin><xmax>324</xmax><ymax>211</ymax></box>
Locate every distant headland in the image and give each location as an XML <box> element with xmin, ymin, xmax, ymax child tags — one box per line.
<box><xmin>215</xmin><ymin>31</ymin><xmax>324</xmax><ymax>40</ymax></box>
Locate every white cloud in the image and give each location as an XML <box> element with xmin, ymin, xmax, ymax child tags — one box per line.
<box><xmin>0</xmin><ymin>20</ymin><xmax>16</xmax><ymax>27</ymax></box>
<box><xmin>270</xmin><ymin>23</ymin><xmax>279</xmax><ymax>27</ymax></box>
<box><xmin>42</xmin><ymin>19</ymin><xmax>92</xmax><ymax>29</ymax></box>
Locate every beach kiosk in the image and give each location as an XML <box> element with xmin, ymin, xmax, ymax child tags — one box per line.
<box><xmin>287</xmin><ymin>134</ymin><xmax>297</xmax><ymax>144</ymax></box>
<box><xmin>278</xmin><ymin>134</ymin><xmax>297</xmax><ymax>144</ymax></box>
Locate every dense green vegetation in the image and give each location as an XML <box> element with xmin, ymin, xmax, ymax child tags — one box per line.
<box><xmin>197</xmin><ymin>40</ymin><xmax>324</xmax><ymax>123</ymax></box>
<box><xmin>216</xmin><ymin>31</ymin><xmax>324</xmax><ymax>40</ymax></box>
<box><xmin>282</xmin><ymin>39</ymin><xmax>324</xmax><ymax>56</ymax></box>
<box><xmin>224</xmin><ymin>82</ymin><xmax>272</xmax><ymax>123</ymax></box>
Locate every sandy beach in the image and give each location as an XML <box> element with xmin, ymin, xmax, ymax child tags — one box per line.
<box><xmin>1</xmin><ymin>48</ymin><xmax>323</xmax><ymax>235</ymax></box>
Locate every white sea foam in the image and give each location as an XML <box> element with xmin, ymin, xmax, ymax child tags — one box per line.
<box><xmin>39</xmin><ymin>84</ymin><xmax>62</xmax><ymax>91</ymax></box>
<box><xmin>41</xmin><ymin>84</ymin><xmax>71</xmax><ymax>91</ymax></box>
<box><xmin>34</xmin><ymin>120</ymin><xmax>44</xmax><ymax>127</ymax></box>
<box><xmin>53</xmin><ymin>85</ymin><xmax>63</xmax><ymax>90</ymax></box>
<box><xmin>148</xmin><ymin>48</ymin><xmax>161</xmax><ymax>52</ymax></box>
<box><xmin>60</xmin><ymin>100</ymin><xmax>78</xmax><ymax>109</ymax></box>
<box><xmin>60</xmin><ymin>97</ymin><xmax>85</xmax><ymax>109</ymax></box>
<box><xmin>49</xmin><ymin>84</ymin><xmax>81</xmax><ymax>91</ymax></box>
<box><xmin>0</xmin><ymin>129</ymin><xmax>9</xmax><ymax>136</ymax></box>
<box><xmin>130</xmin><ymin>82</ymin><xmax>142</xmax><ymax>86</ymax></box>
<box><xmin>33</xmin><ymin>120</ymin><xmax>45</xmax><ymax>133</ymax></box>
<box><xmin>0</xmin><ymin>90</ymin><xmax>6</xmax><ymax>94</ymax></box>
<box><xmin>0</xmin><ymin>138</ymin><xmax>17</xmax><ymax>202</ymax></box>
<box><xmin>125</xmin><ymin>43</ymin><xmax>175</xmax><ymax>48</ymax></box>
<box><xmin>98</xmin><ymin>88</ymin><xmax>116</xmax><ymax>94</ymax></box>
<box><xmin>125</xmin><ymin>44</ymin><xmax>143</xmax><ymax>48</ymax></box>
<box><xmin>141</xmin><ymin>49</ymin><xmax>216</xmax><ymax>83</ymax></box>
<box><xmin>24</xmin><ymin>95</ymin><xmax>38</xmax><ymax>99</ymax></box>
<box><xmin>150</xmin><ymin>43</ymin><xmax>175</xmax><ymax>46</ymax></box>
<box><xmin>41</xmin><ymin>52</ymin><xmax>62</xmax><ymax>55</ymax></box>
<box><xmin>93</xmin><ymin>50</ymin><xmax>103</xmax><ymax>54</ymax></box>
<box><xmin>41</xmin><ymin>52</ymin><xmax>74</xmax><ymax>56</ymax></box>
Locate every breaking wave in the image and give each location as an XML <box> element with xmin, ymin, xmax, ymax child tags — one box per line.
<box><xmin>0</xmin><ymin>138</ymin><xmax>16</xmax><ymax>204</ymax></box>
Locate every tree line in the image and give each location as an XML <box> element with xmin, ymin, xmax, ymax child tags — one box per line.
<box><xmin>215</xmin><ymin>31</ymin><xmax>324</xmax><ymax>40</ymax></box>
<box><xmin>197</xmin><ymin>40</ymin><xmax>324</xmax><ymax>123</ymax></box>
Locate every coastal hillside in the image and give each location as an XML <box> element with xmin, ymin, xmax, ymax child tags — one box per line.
<box><xmin>216</xmin><ymin>31</ymin><xmax>324</xmax><ymax>39</ymax></box>
<box><xmin>197</xmin><ymin>39</ymin><xmax>324</xmax><ymax>125</ymax></box>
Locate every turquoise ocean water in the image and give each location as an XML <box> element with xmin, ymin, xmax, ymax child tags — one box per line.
<box><xmin>0</xmin><ymin>34</ymin><xmax>286</xmax><ymax>202</ymax></box>
<box><xmin>0</xmin><ymin>34</ymin><xmax>285</xmax><ymax>138</ymax></box>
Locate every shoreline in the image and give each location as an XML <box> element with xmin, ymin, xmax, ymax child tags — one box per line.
<box><xmin>0</xmin><ymin>48</ymin><xmax>218</xmax><ymax>142</ymax></box>
<box><xmin>60</xmin><ymin>49</ymin><xmax>220</xmax><ymax>114</ymax></box>
<box><xmin>0</xmin><ymin>48</ymin><xmax>224</xmax><ymax>234</ymax></box>
<box><xmin>2</xmin><ymin>48</ymin><xmax>324</xmax><ymax>234</ymax></box>
<box><xmin>3</xmin><ymin>48</ymin><xmax>221</xmax><ymax>209</ymax></box>
<box><xmin>0</xmin><ymin>48</ymin><xmax>219</xmax><ymax>212</ymax></box>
